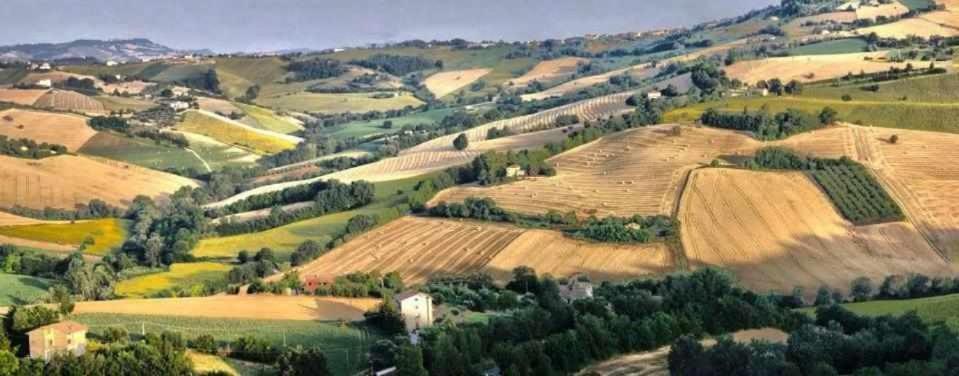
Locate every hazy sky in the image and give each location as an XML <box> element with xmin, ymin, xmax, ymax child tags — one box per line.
<box><xmin>1</xmin><ymin>0</ymin><xmax>779</xmax><ymax>52</ymax></box>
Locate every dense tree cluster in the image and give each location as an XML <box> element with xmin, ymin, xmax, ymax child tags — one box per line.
<box><xmin>700</xmin><ymin>107</ymin><xmax>831</xmax><ymax>140</ymax></box>
<box><xmin>176</xmin><ymin>68</ymin><xmax>220</xmax><ymax>93</ymax></box>
<box><xmin>57</xmin><ymin>77</ymin><xmax>98</xmax><ymax>96</ymax></box>
<box><xmin>88</xmin><ymin>116</ymin><xmax>188</xmax><ymax>149</ymax></box>
<box><xmin>120</xmin><ymin>189</ymin><xmax>208</xmax><ymax>266</ymax></box>
<box><xmin>671</xmin><ymin>305</ymin><xmax>959</xmax><ymax>375</ymax></box>
<box><xmin>351</xmin><ymin>54</ymin><xmax>439</xmax><ymax>76</ymax></box>
<box><xmin>0</xmin><ymin>135</ymin><xmax>67</xmax><ymax>159</ymax></box>
<box><xmin>571</xmin><ymin>215</ymin><xmax>676</xmax><ymax>243</ymax></box>
<box><xmin>213</xmin><ymin>180</ymin><xmax>374</xmax><ymax>235</ymax></box>
<box><xmin>2</xmin><ymin>199</ymin><xmax>121</xmax><ymax>221</ymax></box>
<box><xmin>311</xmin><ymin>271</ymin><xmax>404</xmax><ymax>298</ymax></box>
<box><xmin>387</xmin><ymin>268</ymin><xmax>805</xmax><ymax>376</ymax></box>
<box><xmin>425</xmin><ymin>274</ymin><xmax>523</xmax><ymax>312</ymax></box>
<box><xmin>746</xmin><ymin>147</ymin><xmax>905</xmax><ymax>225</ymax></box>
<box><xmin>286</xmin><ymin>58</ymin><xmax>348</xmax><ymax>82</ymax></box>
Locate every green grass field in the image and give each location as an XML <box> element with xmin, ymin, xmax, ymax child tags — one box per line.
<box><xmin>62</xmin><ymin>62</ymin><xmax>164</xmax><ymax>79</ymax></box>
<box><xmin>72</xmin><ymin>313</ymin><xmax>379</xmax><ymax>376</ymax></box>
<box><xmin>150</xmin><ymin>64</ymin><xmax>214</xmax><ymax>83</ymax></box>
<box><xmin>214</xmin><ymin>56</ymin><xmax>289</xmax><ymax>99</ymax></box>
<box><xmin>0</xmin><ymin>67</ymin><xmax>28</xmax><ymax>85</ymax></box>
<box><xmin>802</xmin><ymin>73</ymin><xmax>959</xmax><ymax>103</ymax></box>
<box><xmin>193</xmin><ymin>174</ymin><xmax>432</xmax><ymax>260</ymax></box>
<box><xmin>787</xmin><ymin>38</ymin><xmax>869</xmax><ymax>56</ymax></box>
<box><xmin>94</xmin><ymin>95</ymin><xmax>158</xmax><ymax>112</ymax></box>
<box><xmin>329</xmin><ymin>107</ymin><xmax>456</xmax><ymax>140</ymax></box>
<box><xmin>115</xmin><ymin>262</ymin><xmax>231</xmax><ymax>298</ymax></box>
<box><xmin>256</xmin><ymin>91</ymin><xmax>424</xmax><ymax>114</ymax></box>
<box><xmin>0</xmin><ymin>218</ymin><xmax>129</xmax><ymax>256</ymax></box>
<box><xmin>317</xmin><ymin>45</ymin><xmax>514</xmax><ymax>71</ymax></box>
<box><xmin>235</xmin><ymin>103</ymin><xmax>302</xmax><ymax>134</ymax></box>
<box><xmin>0</xmin><ymin>273</ymin><xmax>53</xmax><ymax>306</ymax></box>
<box><xmin>899</xmin><ymin>0</ymin><xmax>936</xmax><ymax>10</ymax></box>
<box><xmin>79</xmin><ymin>132</ymin><xmax>209</xmax><ymax>172</ymax></box>
<box><xmin>178</xmin><ymin>111</ymin><xmax>297</xmax><ymax>155</ymax></box>
<box><xmin>664</xmin><ymin>95</ymin><xmax>959</xmax><ymax>134</ymax></box>
<box><xmin>799</xmin><ymin>294</ymin><xmax>959</xmax><ymax>331</ymax></box>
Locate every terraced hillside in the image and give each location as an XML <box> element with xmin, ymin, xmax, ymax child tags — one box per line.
<box><xmin>272</xmin><ymin>217</ymin><xmax>672</xmax><ymax>286</ymax></box>
<box><xmin>678</xmin><ymin>168</ymin><xmax>954</xmax><ymax>298</ymax></box>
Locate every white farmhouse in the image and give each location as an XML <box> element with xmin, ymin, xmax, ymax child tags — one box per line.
<box><xmin>35</xmin><ymin>79</ymin><xmax>52</xmax><ymax>88</ymax></box>
<box><xmin>395</xmin><ymin>291</ymin><xmax>433</xmax><ymax>333</ymax></box>
<box><xmin>167</xmin><ymin>101</ymin><xmax>190</xmax><ymax>111</ymax></box>
<box><xmin>646</xmin><ymin>91</ymin><xmax>663</xmax><ymax>100</ymax></box>
<box><xmin>105</xmin><ymin>60</ymin><xmax>119</xmax><ymax>67</ymax></box>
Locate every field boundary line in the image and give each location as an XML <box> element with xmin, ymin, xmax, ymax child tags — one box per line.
<box><xmin>185</xmin><ymin>148</ymin><xmax>213</xmax><ymax>173</ymax></box>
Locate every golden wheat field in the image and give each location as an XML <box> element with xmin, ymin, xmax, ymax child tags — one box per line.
<box><xmin>0</xmin><ymin>109</ymin><xmax>97</xmax><ymax>150</ymax></box>
<box><xmin>0</xmin><ymin>211</ymin><xmax>76</xmax><ymax>252</ymax></box>
<box><xmin>855</xmin><ymin>1</ymin><xmax>909</xmax><ymax>19</ymax></box>
<box><xmin>423</xmin><ymin>68</ymin><xmax>492</xmax><ymax>98</ymax></box>
<box><xmin>0</xmin><ymin>154</ymin><xmax>198</xmax><ymax>210</ymax></box>
<box><xmin>725</xmin><ymin>52</ymin><xmax>932</xmax><ymax>84</ymax></box>
<box><xmin>0</xmin><ymin>89</ymin><xmax>49</xmax><ymax>105</ymax></box>
<box><xmin>33</xmin><ymin>90</ymin><xmax>106</xmax><ymax>114</ymax></box>
<box><xmin>276</xmin><ymin>216</ymin><xmax>673</xmax><ymax>286</ymax></box>
<box><xmin>73</xmin><ymin>295</ymin><xmax>380</xmax><ymax>321</ymax></box>
<box><xmin>511</xmin><ymin>57</ymin><xmax>588</xmax><ymax>86</ymax></box>
<box><xmin>678</xmin><ymin>168</ymin><xmax>954</xmax><ymax>298</ymax></box>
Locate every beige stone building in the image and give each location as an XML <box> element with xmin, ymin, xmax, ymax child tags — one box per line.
<box><xmin>27</xmin><ymin>321</ymin><xmax>88</xmax><ymax>361</ymax></box>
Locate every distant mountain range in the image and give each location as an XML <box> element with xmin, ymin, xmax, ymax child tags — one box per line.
<box><xmin>0</xmin><ymin>38</ymin><xmax>212</xmax><ymax>63</ymax></box>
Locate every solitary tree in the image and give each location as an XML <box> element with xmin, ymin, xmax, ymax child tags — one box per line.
<box><xmin>453</xmin><ymin>133</ymin><xmax>469</xmax><ymax>150</ymax></box>
<box><xmin>890</xmin><ymin>134</ymin><xmax>899</xmax><ymax>144</ymax></box>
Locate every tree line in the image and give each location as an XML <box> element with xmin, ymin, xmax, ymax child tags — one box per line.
<box><xmin>0</xmin><ymin>135</ymin><xmax>67</xmax><ymax>159</ymax></box>
<box><xmin>351</xmin><ymin>54</ymin><xmax>440</xmax><ymax>76</ymax></box>
<box><xmin>700</xmin><ymin>106</ymin><xmax>835</xmax><ymax>140</ymax></box>
<box><xmin>286</xmin><ymin>58</ymin><xmax>349</xmax><ymax>82</ymax></box>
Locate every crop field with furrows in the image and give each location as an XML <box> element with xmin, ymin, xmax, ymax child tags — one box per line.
<box><xmin>0</xmin><ymin>273</ymin><xmax>53</xmax><ymax>306</ymax></box>
<box><xmin>78</xmin><ymin>131</ymin><xmax>210</xmax><ymax>172</ymax></box>
<box><xmin>663</xmin><ymin>96</ymin><xmax>959</xmax><ymax>134</ymax></box>
<box><xmin>862</xmin><ymin>126</ymin><xmax>959</xmax><ymax>263</ymax></box>
<box><xmin>177</xmin><ymin>110</ymin><xmax>300</xmax><ymax>155</ymax></box>
<box><xmin>423</xmin><ymin>68</ymin><xmax>492</xmax><ymax>98</ymax></box>
<box><xmin>274</xmin><ymin>217</ymin><xmax>527</xmax><ymax>286</ymax></box>
<box><xmin>0</xmin><ymin>89</ymin><xmax>49</xmax><ymax>105</ymax></box>
<box><xmin>407</xmin><ymin>91</ymin><xmax>635</xmax><ymax>154</ymax></box>
<box><xmin>116</xmin><ymin>262</ymin><xmax>231</xmax><ymax>297</ymax></box>
<box><xmin>0</xmin><ymin>154</ymin><xmax>198</xmax><ymax>210</ymax></box>
<box><xmin>0</xmin><ymin>218</ymin><xmax>128</xmax><ymax>255</ymax></box>
<box><xmin>510</xmin><ymin>57</ymin><xmax>588</xmax><ymax>86</ymax></box>
<box><xmin>432</xmin><ymin>125</ymin><xmax>762</xmax><ymax>218</ymax></box>
<box><xmin>786</xmin><ymin>38</ymin><xmax>870</xmax><ymax>56</ymax></box>
<box><xmin>234</xmin><ymin>102</ymin><xmax>302</xmax><ymax>134</ymax></box>
<box><xmin>255</xmin><ymin>91</ymin><xmax>425</xmax><ymax>114</ymax></box>
<box><xmin>723</xmin><ymin>52</ymin><xmax>929</xmax><ymax>84</ymax></box>
<box><xmin>73</xmin><ymin>311</ymin><xmax>378</xmax><ymax>375</ymax></box>
<box><xmin>0</xmin><ymin>109</ymin><xmax>96</xmax><ymax>151</ymax></box>
<box><xmin>93</xmin><ymin>95</ymin><xmax>157</xmax><ymax>112</ymax></box>
<box><xmin>678</xmin><ymin>168</ymin><xmax>954</xmax><ymax>299</ymax></box>
<box><xmin>33</xmin><ymin>90</ymin><xmax>105</xmax><ymax>114</ymax></box>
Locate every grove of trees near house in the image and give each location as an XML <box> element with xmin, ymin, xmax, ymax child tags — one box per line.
<box><xmin>700</xmin><ymin>107</ymin><xmax>833</xmax><ymax>140</ymax></box>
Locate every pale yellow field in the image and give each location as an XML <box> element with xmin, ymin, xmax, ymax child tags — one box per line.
<box><xmin>0</xmin><ymin>89</ymin><xmax>49</xmax><ymax>105</ymax></box>
<box><xmin>275</xmin><ymin>216</ymin><xmax>672</xmax><ymax>286</ymax></box>
<box><xmin>511</xmin><ymin>57</ymin><xmax>588</xmax><ymax>86</ymax></box>
<box><xmin>73</xmin><ymin>295</ymin><xmax>380</xmax><ymax>321</ymax></box>
<box><xmin>97</xmin><ymin>80</ymin><xmax>155</xmax><ymax>95</ymax></box>
<box><xmin>861</xmin><ymin>126</ymin><xmax>959</xmax><ymax>263</ymax></box>
<box><xmin>423</xmin><ymin>68</ymin><xmax>491</xmax><ymax>98</ymax></box>
<box><xmin>177</xmin><ymin>110</ymin><xmax>300</xmax><ymax>155</ymax></box>
<box><xmin>0</xmin><ymin>109</ymin><xmax>97</xmax><ymax>150</ymax></box>
<box><xmin>859</xmin><ymin>16</ymin><xmax>959</xmax><ymax>38</ymax></box>
<box><xmin>196</xmin><ymin>97</ymin><xmax>243</xmax><ymax>115</ymax></box>
<box><xmin>0</xmin><ymin>154</ymin><xmax>198</xmax><ymax>210</ymax></box>
<box><xmin>188</xmin><ymin>351</ymin><xmax>240</xmax><ymax>376</ymax></box>
<box><xmin>34</xmin><ymin>90</ymin><xmax>106</xmax><ymax>114</ymax></box>
<box><xmin>20</xmin><ymin>71</ymin><xmax>98</xmax><ymax>85</ymax></box>
<box><xmin>724</xmin><ymin>52</ymin><xmax>929</xmax><ymax>84</ymax></box>
<box><xmin>856</xmin><ymin>0</ymin><xmax>909</xmax><ymax>19</ymax></box>
<box><xmin>678</xmin><ymin>168</ymin><xmax>954</xmax><ymax>298</ymax></box>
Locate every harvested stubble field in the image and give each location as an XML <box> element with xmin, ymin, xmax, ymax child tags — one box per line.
<box><xmin>116</xmin><ymin>262</ymin><xmax>232</xmax><ymax>298</ymax></box>
<box><xmin>19</xmin><ymin>71</ymin><xmax>98</xmax><ymax>85</ymax></box>
<box><xmin>858</xmin><ymin>0</ymin><xmax>959</xmax><ymax>38</ymax></box>
<box><xmin>256</xmin><ymin>91</ymin><xmax>424</xmax><ymax>114</ymax></box>
<box><xmin>520</xmin><ymin>65</ymin><xmax>654</xmax><ymax>101</ymax></box>
<box><xmin>724</xmin><ymin>52</ymin><xmax>927</xmax><ymax>84</ymax></box>
<box><xmin>0</xmin><ymin>89</ymin><xmax>49</xmax><ymax>105</ymax></box>
<box><xmin>73</xmin><ymin>295</ymin><xmax>380</xmax><ymax>321</ymax></box>
<box><xmin>0</xmin><ymin>154</ymin><xmax>198</xmax><ymax>210</ymax></box>
<box><xmin>855</xmin><ymin>0</ymin><xmax>910</xmax><ymax>19</ymax></box>
<box><xmin>423</xmin><ymin>68</ymin><xmax>492</xmax><ymax>98</ymax></box>
<box><xmin>678</xmin><ymin>168</ymin><xmax>954</xmax><ymax>298</ymax></box>
<box><xmin>0</xmin><ymin>218</ymin><xmax>128</xmax><ymax>256</ymax></box>
<box><xmin>275</xmin><ymin>216</ymin><xmax>673</xmax><ymax>287</ymax></box>
<box><xmin>0</xmin><ymin>109</ymin><xmax>96</xmax><ymax>150</ymax></box>
<box><xmin>33</xmin><ymin>90</ymin><xmax>105</xmax><ymax>114</ymax></box>
<box><xmin>196</xmin><ymin>97</ymin><xmax>243</xmax><ymax>115</ymax></box>
<box><xmin>863</xmin><ymin>126</ymin><xmax>959</xmax><ymax>262</ymax></box>
<box><xmin>93</xmin><ymin>95</ymin><xmax>157</xmax><ymax>112</ymax></box>
<box><xmin>177</xmin><ymin>110</ymin><xmax>300</xmax><ymax>155</ymax></box>
<box><xmin>97</xmin><ymin>80</ymin><xmax>154</xmax><ymax>95</ymax></box>
<box><xmin>510</xmin><ymin>57</ymin><xmax>588</xmax><ymax>86</ymax></box>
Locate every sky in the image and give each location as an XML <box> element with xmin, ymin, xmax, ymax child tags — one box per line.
<box><xmin>1</xmin><ymin>0</ymin><xmax>779</xmax><ymax>52</ymax></box>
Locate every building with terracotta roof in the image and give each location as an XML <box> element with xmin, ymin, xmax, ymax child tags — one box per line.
<box><xmin>27</xmin><ymin>320</ymin><xmax>88</xmax><ymax>360</ymax></box>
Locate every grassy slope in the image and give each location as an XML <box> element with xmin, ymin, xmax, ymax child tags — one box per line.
<box><xmin>0</xmin><ymin>273</ymin><xmax>53</xmax><ymax>306</ymax></box>
<box><xmin>116</xmin><ymin>262</ymin><xmax>231</xmax><ymax>298</ymax></box>
<box><xmin>899</xmin><ymin>0</ymin><xmax>936</xmax><ymax>10</ymax></box>
<box><xmin>73</xmin><ymin>313</ymin><xmax>378</xmax><ymax>375</ymax></box>
<box><xmin>664</xmin><ymin>95</ymin><xmax>959</xmax><ymax>134</ymax></box>
<box><xmin>802</xmin><ymin>73</ymin><xmax>959</xmax><ymax>103</ymax></box>
<box><xmin>328</xmin><ymin>107</ymin><xmax>456</xmax><ymax>140</ymax></box>
<box><xmin>79</xmin><ymin>132</ymin><xmax>208</xmax><ymax>172</ymax></box>
<box><xmin>787</xmin><ymin>38</ymin><xmax>869</xmax><ymax>56</ymax></box>
<box><xmin>214</xmin><ymin>57</ymin><xmax>288</xmax><ymax>99</ymax></box>
<box><xmin>192</xmin><ymin>174</ymin><xmax>433</xmax><ymax>259</ymax></box>
<box><xmin>234</xmin><ymin>103</ymin><xmax>302</xmax><ymax>134</ymax></box>
<box><xmin>799</xmin><ymin>294</ymin><xmax>959</xmax><ymax>331</ymax></box>
<box><xmin>177</xmin><ymin>111</ymin><xmax>296</xmax><ymax>155</ymax></box>
<box><xmin>0</xmin><ymin>219</ymin><xmax>129</xmax><ymax>256</ymax></box>
<box><xmin>150</xmin><ymin>64</ymin><xmax>213</xmax><ymax>83</ymax></box>
<box><xmin>0</xmin><ymin>67</ymin><xmax>28</xmax><ymax>85</ymax></box>
<box><xmin>255</xmin><ymin>91</ymin><xmax>424</xmax><ymax>114</ymax></box>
